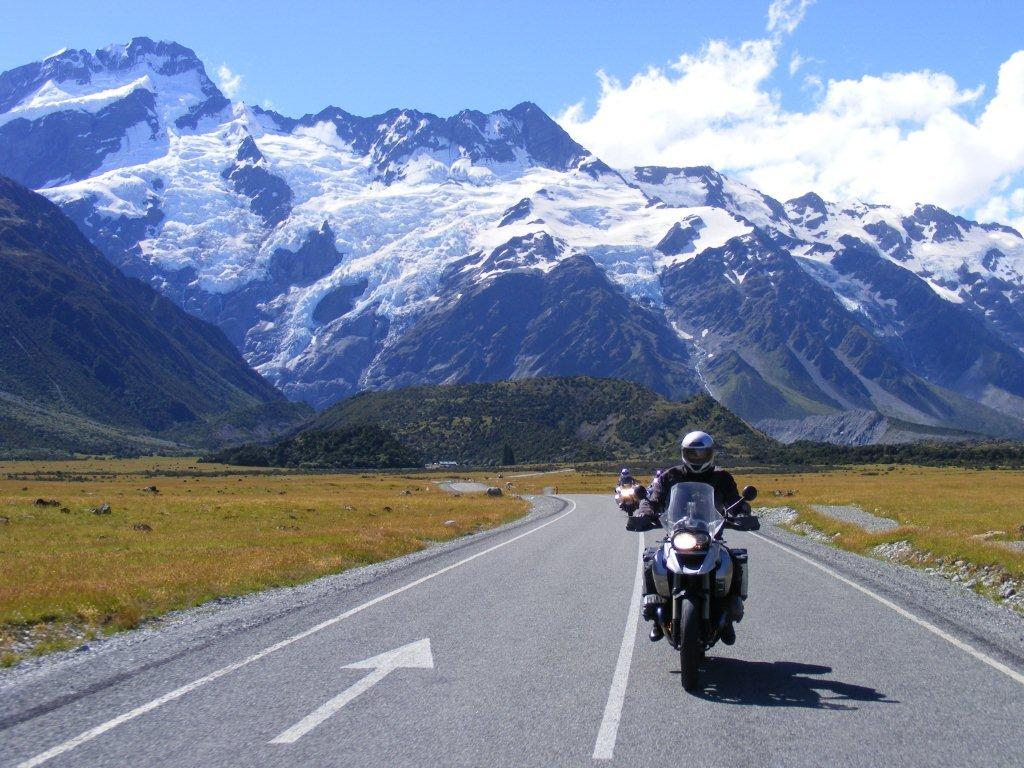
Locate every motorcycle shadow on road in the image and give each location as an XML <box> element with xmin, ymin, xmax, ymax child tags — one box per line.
<box><xmin>686</xmin><ymin>659</ymin><xmax>897</xmax><ymax>710</ymax></box>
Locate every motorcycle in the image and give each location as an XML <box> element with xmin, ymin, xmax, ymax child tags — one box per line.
<box><xmin>642</xmin><ymin>482</ymin><xmax>757</xmax><ymax>691</ymax></box>
<box><xmin>614</xmin><ymin>475</ymin><xmax>646</xmax><ymax>514</ymax></box>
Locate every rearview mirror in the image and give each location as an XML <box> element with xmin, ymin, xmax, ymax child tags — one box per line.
<box><xmin>742</xmin><ymin>485</ymin><xmax>758</xmax><ymax>501</ymax></box>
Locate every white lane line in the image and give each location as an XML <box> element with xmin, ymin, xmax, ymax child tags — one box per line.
<box><xmin>752</xmin><ymin>532</ymin><xmax>1024</xmax><ymax>687</ymax></box>
<box><xmin>593</xmin><ymin>534</ymin><xmax>645</xmax><ymax>761</ymax></box>
<box><xmin>16</xmin><ymin>500</ymin><xmax>578</xmax><ymax>768</ymax></box>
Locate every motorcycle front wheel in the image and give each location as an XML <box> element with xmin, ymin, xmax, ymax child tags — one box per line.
<box><xmin>679</xmin><ymin>596</ymin><xmax>701</xmax><ymax>692</ymax></box>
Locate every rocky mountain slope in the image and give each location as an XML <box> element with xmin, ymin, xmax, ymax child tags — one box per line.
<box><xmin>0</xmin><ymin>175</ymin><xmax>303</xmax><ymax>455</ymax></box>
<box><xmin>4</xmin><ymin>38</ymin><xmax>1024</xmax><ymax>442</ymax></box>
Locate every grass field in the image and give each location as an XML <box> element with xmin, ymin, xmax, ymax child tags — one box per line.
<box><xmin>751</xmin><ymin>466</ymin><xmax>1024</xmax><ymax>576</ymax></box>
<box><xmin>509</xmin><ymin>465</ymin><xmax>1024</xmax><ymax>580</ymax></box>
<box><xmin>0</xmin><ymin>458</ymin><xmax>526</xmax><ymax>665</ymax></box>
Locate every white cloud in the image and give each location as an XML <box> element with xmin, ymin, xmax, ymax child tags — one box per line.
<box><xmin>559</xmin><ymin>22</ymin><xmax>1024</xmax><ymax>230</ymax></box>
<box><xmin>802</xmin><ymin>73</ymin><xmax>824</xmax><ymax>94</ymax></box>
<box><xmin>559</xmin><ymin>40</ymin><xmax>778</xmax><ymax>173</ymax></box>
<box><xmin>789</xmin><ymin>51</ymin><xmax>821</xmax><ymax>76</ymax></box>
<box><xmin>789</xmin><ymin>52</ymin><xmax>806</xmax><ymax>75</ymax></box>
<box><xmin>767</xmin><ymin>0</ymin><xmax>816</xmax><ymax>36</ymax></box>
<box><xmin>216</xmin><ymin>64</ymin><xmax>243</xmax><ymax>99</ymax></box>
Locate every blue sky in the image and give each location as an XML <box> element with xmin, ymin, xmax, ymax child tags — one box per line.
<box><xmin>1</xmin><ymin>0</ymin><xmax>1021</xmax><ymax>120</ymax></box>
<box><xmin>4</xmin><ymin>1</ymin><xmax>1024</xmax><ymax>225</ymax></box>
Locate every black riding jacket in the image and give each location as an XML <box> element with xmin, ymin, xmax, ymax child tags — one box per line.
<box><xmin>636</xmin><ymin>465</ymin><xmax>748</xmax><ymax>518</ymax></box>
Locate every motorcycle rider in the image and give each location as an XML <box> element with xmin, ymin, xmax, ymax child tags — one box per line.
<box><xmin>625</xmin><ymin>431</ymin><xmax>753</xmax><ymax>644</ymax></box>
<box><xmin>614</xmin><ymin>468</ymin><xmax>645</xmax><ymax>513</ymax></box>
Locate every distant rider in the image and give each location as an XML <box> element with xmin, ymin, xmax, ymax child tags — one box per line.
<box><xmin>614</xmin><ymin>468</ymin><xmax>645</xmax><ymax>513</ymax></box>
<box><xmin>624</xmin><ymin>430</ymin><xmax>753</xmax><ymax>644</ymax></box>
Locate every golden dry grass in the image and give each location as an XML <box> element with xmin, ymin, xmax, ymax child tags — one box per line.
<box><xmin>753</xmin><ymin>465</ymin><xmax>1024</xmax><ymax>576</ymax></box>
<box><xmin>0</xmin><ymin>458</ymin><xmax>526</xmax><ymax>662</ymax></box>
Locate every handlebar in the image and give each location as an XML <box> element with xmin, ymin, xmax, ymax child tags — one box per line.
<box><xmin>723</xmin><ymin>498</ymin><xmax>746</xmax><ymax>517</ymax></box>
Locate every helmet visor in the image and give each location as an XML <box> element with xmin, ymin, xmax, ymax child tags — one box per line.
<box><xmin>682</xmin><ymin>446</ymin><xmax>713</xmax><ymax>466</ymax></box>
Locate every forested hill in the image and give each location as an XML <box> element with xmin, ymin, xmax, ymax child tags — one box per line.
<box><xmin>286</xmin><ymin>377</ymin><xmax>773</xmax><ymax>466</ymax></box>
<box><xmin>211</xmin><ymin>376</ymin><xmax>1024</xmax><ymax>469</ymax></box>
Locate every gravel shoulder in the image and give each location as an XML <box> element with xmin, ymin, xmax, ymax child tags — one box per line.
<box><xmin>0</xmin><ymin>494</ymin><xmax>566</xmax><ymax>720</ymax></box>
<box><xmin>438</xmin><ymin>481</ymin><xmax>491</xmax><ymax>493</ymax></box>
<box><xmin>754</xmin><ymin>511</ymin><xmax>1024</xmax><ymax>669</ymax></box>
<box><xmin>507</xmin><ymin>468</ymin><xmax>575</xmax><ymax>479</ymax></box>
<box><xmin>810</xmin><ymin>503</ymin><xmax>898</xmax><ymax>532</ymax></box>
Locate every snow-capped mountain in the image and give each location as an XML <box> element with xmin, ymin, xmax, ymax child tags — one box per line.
<box><xmin>4</xmin><ymin>37</ymin><xmax>1024</xmax><ymax>443</ymax></box>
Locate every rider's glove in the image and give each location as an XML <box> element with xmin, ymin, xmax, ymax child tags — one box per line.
<box><xmin>626</xmin><ymin>513</ymin><xmax>658</xmax><ymax>532</ymax></box>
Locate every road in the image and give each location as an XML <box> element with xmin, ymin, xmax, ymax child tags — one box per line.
<box><xmin>2</xmin><ymin>494</ymin><xmax>1023</xmax><ymax>767</ymax></box>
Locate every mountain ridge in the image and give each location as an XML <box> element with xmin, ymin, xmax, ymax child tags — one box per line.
<box><xmin>3</xmin><ymin>38</ymin><xmax>1024</xmax><ymax>444</ymax></box>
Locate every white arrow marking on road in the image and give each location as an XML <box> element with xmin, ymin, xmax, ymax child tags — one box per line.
<box><xmin>270</xmin><ymin>638</ymin><xmax>435</xmax><ymax>744</ymax></box>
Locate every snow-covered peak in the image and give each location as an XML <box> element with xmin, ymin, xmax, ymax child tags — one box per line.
<box><xmin>0</xmin><ymin>37</ymin><xmax>224</xmax><ymax>128</ymax></box>
<box><xmin>95</xmin><ymin>37</ymin><xmax>206</xmax><ymax>74</ymax></box>
<box><xmin>265</xmin><ymin>100</ymin><xmax>598</xmax><ymax>184</ymax></box>
<box><xmin>783</xmin><ymin>189</ymin><xmax>1024</xmax><ymax>298</ymax></box>
<box><xmin>0</xmin><ymin>39</ymin><xmax>234</xmax><ymax>187</ymax></box>
<box><xmin>453</xmin><ymin>231</ymin><xmax>576</xmax><ymax>284</ymax></box>
<box><xmin>630</xmin><ymin>165</ymin><xmax>788</xmax><ymax>230</ymax></box>
<box><xmin>0</xmin><ymin>40</ymin><xmax>601</xmax><ymax>192</ymax></box>
<box><xmin>784</xmin><ymin>192</ymin><xmax>830</xmax><ymax>229</ymax></box>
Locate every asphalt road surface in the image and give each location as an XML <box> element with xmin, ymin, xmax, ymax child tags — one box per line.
<box><xmin>3</xmin><ymin>494</ymin><xmax>1023</xmax><ymax>767</ymax></box>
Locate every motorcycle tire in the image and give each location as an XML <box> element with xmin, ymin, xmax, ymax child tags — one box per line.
<box><xmin>679</xmin><ymin>596</ymin><xmax>701</xmax><ymax>692</ymax></box>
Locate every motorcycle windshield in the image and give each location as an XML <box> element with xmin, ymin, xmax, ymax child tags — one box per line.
<box><xmin>661</xmin><ymin>482</ymin><xmax>724</xmax><ymax>536</ymax></box>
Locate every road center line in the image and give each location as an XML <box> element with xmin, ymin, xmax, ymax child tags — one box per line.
<box><xmin>16</xmin><ymin>500</ymin><xmax>577</xmax><ymax>768</ymax></box>
<box><xmin>751</xmin><ymin>532</ymin><xmax>1024</xmax><ymax>687</ymax></box>
<box><xmin>593</xmin><ymin>533</ymin><xmax>645</xmax><ymax>761</ymax></box>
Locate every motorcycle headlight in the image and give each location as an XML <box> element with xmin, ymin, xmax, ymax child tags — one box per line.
<box><xmin>672</xmin><ymin>531</ymin><xmax>710</xmax><ymax>552</ymax></box>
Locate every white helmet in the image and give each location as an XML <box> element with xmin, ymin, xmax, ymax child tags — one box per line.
<box><xmin>681</xmin><ymin>431</ymin><xmax>715</xmax><ymax>473</ymax></box>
